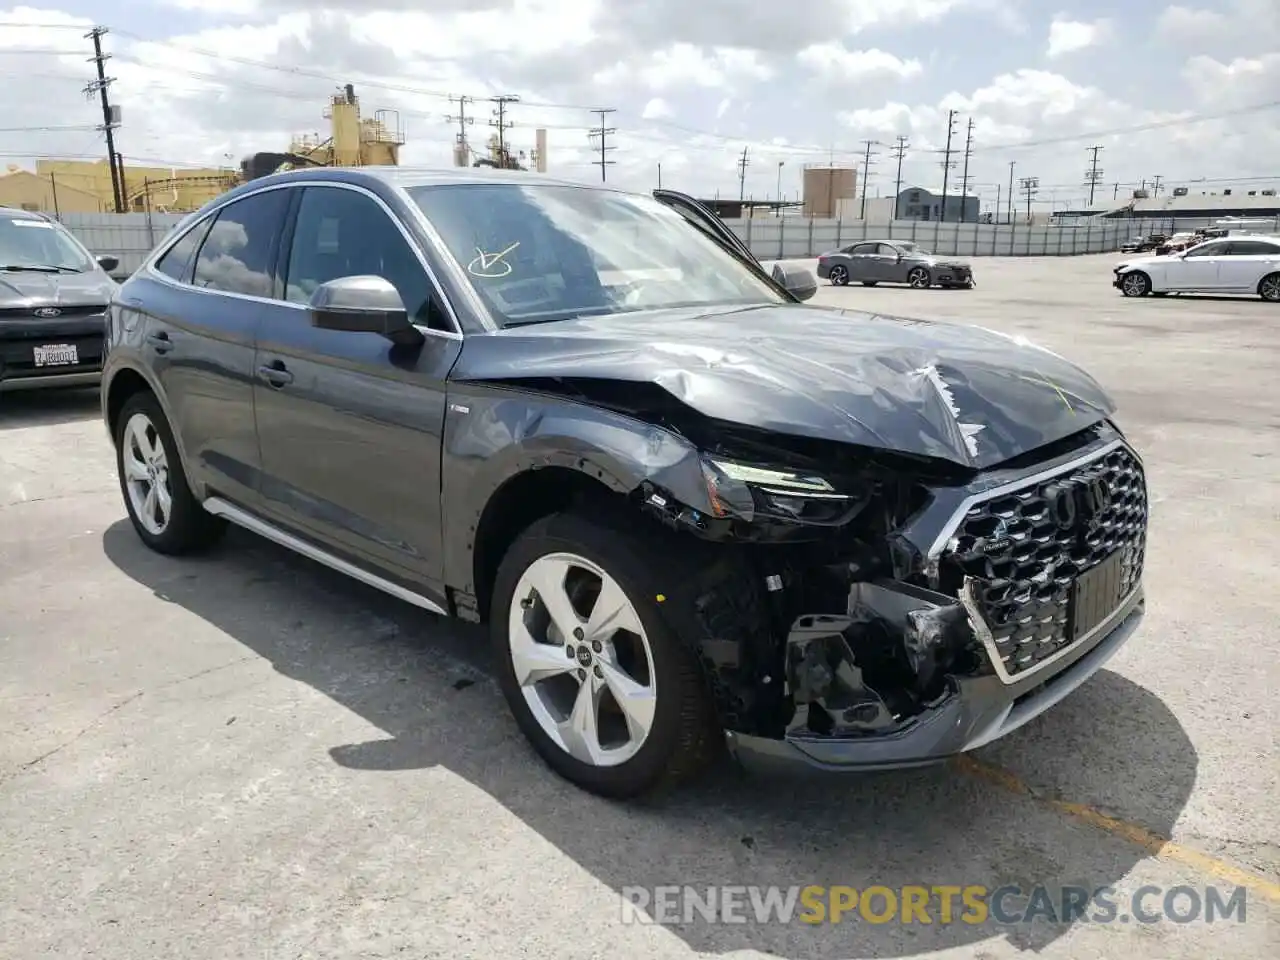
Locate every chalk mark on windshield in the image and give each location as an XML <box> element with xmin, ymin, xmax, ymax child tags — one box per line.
<box><xmin>468</xmin><ymin>241</ymin><xmax>521</xmax><ymax>279</ymax></box>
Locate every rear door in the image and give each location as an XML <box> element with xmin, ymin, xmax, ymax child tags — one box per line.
<box><xmin>139</xmin><ymin>188</ymin><xmax>289</xmax><ymax>506</ymax></box>
<box><xmin>1216</xmin><ymin>239</ymin><xmax>1280</xmax><ymax>292</ymax></box>
<box><xmin>251</xmin><ymin>182</ymin><xmax>463</xmax><ymax>588</ymax></box>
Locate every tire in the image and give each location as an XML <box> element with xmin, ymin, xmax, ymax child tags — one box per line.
<box><xmin>907</xmin><ymin>267</ymin><xmax>931</xmax><ymax>289</ymax></box>
<box><xmin>829</xmin><ymin>265</ymin><xmax>849</xmax><ymax>286</ymax></box>
<box><xmin>1120</xmin><ymin>271</ymin><xmax>1151</xmax><ymax>297</ymax></box>
<box><xmin>1259</xmin><ymin>273</ymin><xmax>1280</xmax><ymax>303</ymax></box>
<box><xmin>860</xmin><ymin>280</ymin><xmax>878</xmax><ymax>287</ymax></box>
<box><xmin>114</xmin><ymin>391</ymin><xmax>225</xmax><ymax>555</ymax></box>
<box><xmin>490</xmin><ymin>510</ymin><xmax>719</xmax><ymax>799</ymax></box>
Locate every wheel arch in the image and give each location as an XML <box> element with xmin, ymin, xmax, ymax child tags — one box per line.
<box><xmin>1257</xmin><ymin>271</ymin><xmax>1280</xmax><ymax>299</ymax></box>
<box><xmin>104</xmin><ymin>364</ymin><xmax>201</xmax><ymax>495</ymax></box>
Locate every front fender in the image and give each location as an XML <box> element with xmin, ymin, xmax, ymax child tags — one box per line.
<box><xmin>439</xmin><ymin>384</ymin><xmax>711</xmax><ymax>591</ymax></box>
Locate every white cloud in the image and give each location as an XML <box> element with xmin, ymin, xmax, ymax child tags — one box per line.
<box><xmin>1045</xmin><ymin>15</ymin><xmax>1111</xmax><ymax>58</ymax></box>
<box><xmin>797</xmin><ymin>43</ymin><xmax>923</xmax><ymax>83</ymax></box>
<box><xmin>640</xmin><ymin>98</ymin><xmax>672</xmax><ymax>120</ymax></box>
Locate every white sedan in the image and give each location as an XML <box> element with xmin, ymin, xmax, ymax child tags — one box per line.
<box><xmin>1113</xmin><ymin>235</ymin><xmax>1280</xmax><ymax>302</ymax></box>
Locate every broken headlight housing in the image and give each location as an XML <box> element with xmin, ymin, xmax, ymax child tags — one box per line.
<box><xmin>700</xmin><ymin>457</ymin><xmax>866</xmax><ymax>525</ymax></box>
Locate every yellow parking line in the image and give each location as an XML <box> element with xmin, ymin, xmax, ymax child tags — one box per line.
<box><xmin>952</xmin><ymin>755</ymin><xmax>1280</xmax><ymax>906</ymax></box>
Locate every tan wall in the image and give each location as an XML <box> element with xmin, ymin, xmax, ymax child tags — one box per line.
<box><xmin>0</xmin><ymin>170</ymin><xmax>106</xmax><ymax>213</ymax></box>
<box><xmin>31</xmin><ymin>160</ymin><xmax>231</xmax><ymax>213</ymax></box>
<box><xmin>802</xmin><ymin>166</ymin><xmax>857</xmax><ymax>219</ymax></box>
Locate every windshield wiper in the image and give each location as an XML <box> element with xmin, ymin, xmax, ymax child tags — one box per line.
<box><xmin>0</xmin><ymin>263</ymin><xmax>81</xmax><ymax>273</ymax></box>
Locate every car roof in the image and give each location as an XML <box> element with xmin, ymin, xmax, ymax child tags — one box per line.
<box><xmin>230</xmin><ymin>165</ymin><xmax>634</xmax><ymax>195</ymax></box>
<box><xmin>0</xmin><ymin>207</ymin><xmax>52</xmax><ymax>221</ymax></box>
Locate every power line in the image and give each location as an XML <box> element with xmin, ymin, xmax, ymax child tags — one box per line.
<box><xmin>588</xmin><ymin>107</ymin><xmax>616</xmax><ymax>182</ymax></box>
<box><xmin>1150</xmin><ymin>174</ymin><xmax>1163</xmax><ymax>197</ymax></box>
<box><xmin>890</xmin><ymin>135</ymin><xmax>909</xmax><ymax>216</ymax></box>
<box><xmin>859</xmin><ymin>139</ymin><xmax>879</xmax><ymax>219</ymax></box>
<box><xmin>939</xmin><ymin>109</ymin><xmax>958</xmax><ymax>222</ymax></box>
<box><xmin>1084</xmin><ymin>145</ymin><xmax>1104</xmax><ymax>206</ymax></box>
<box><xmin>1019</xmin><ymin>176</ymin><xmax>1039</xmax><ymax>222</ymax></box>
<box><xmin>488</xmin><ymin>94</ymin><xmax>518</xmax><ymax>164</ymax></box>
<box><xmin>737</xmin><ymin>146</ymin><xmax>749</xmax><ymax>201</ymax></box>
<box><xmin>84</xmin><ymin>26</ymin><xmax>123</xmax><ymax>214</ymax></box>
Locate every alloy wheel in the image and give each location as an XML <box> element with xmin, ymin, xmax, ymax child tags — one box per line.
<box><xmin>1261</xmin><ymin>275</ymin><xmax>1280</xmax><ymax>302</ymax></box>
<box><xmin>830</xmin><ymin>265</ymin><xmax>848</xmax><ymax>285</ymax></box>
<box><xmin>1122</xmin><ymin>273</ymin><xmax>1149</xmax><ymax>297</ymax></box>
<box><xmin>507</xmin><ymin>552</ymin><xmax>658</xmax><ymax>767</ymax></box>
<box><xmin>908</xmin><ymin>268</ymin><xmax>930</xmax><ymax>288</ymax></box>
<box><xmin>122</xmin><ymin>412</ymin><xmax>172</xmax><ymax>536</ymax></box>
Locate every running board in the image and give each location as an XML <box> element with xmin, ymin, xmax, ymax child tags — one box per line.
<box><xmin>201</xmin><ymin>496</ymin><xmax>448</xmax><ymax>616</ymax></box>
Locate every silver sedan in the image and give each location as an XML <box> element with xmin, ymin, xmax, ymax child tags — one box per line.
<box><xmin>815</xmin><ymin>240</ymin><xmax>975</xmax><ymax>289</ymax></box>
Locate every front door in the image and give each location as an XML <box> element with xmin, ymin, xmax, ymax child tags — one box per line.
<box><xmin>251</xmin><ymin>183</ymin><xmax>463</xmax><ymax>589</ymax></box>
<box><xmin>1173</xmin><ymin>240</ymin><xmax>1230</xmax><ymax>291</ymax></box>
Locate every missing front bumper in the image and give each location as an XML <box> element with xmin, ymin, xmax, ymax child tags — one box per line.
<box><xmin>725</xmin><ymin>587</ymin><xmax>1145</xmax><ymax>776</ymax></box>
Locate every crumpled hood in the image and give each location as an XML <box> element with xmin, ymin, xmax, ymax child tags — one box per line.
<box><xmin>451</xmin><ymin>303</ymin><xmax>1116</xmax><ymax>470</ymax></box>
<box><xmin>0</xmin><ymin>269</ymin><xmax>116</xmax><ymax>306</ymax></box>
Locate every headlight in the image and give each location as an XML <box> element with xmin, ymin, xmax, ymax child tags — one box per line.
<box><xmin>699</xmin><ymin>457</ymin><xmax>861</xmax><ymax>525</ymax></box>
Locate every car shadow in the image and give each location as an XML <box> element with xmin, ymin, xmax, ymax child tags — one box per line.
<box><xmin>0</xmin><ymin>386</ymin><xmax>100</xmax><ymax>430</ymax></box>
<box><xmin>102</xmin><ymin>519</ymin><xmax>1196</xmax><ymax>958</ymax></box>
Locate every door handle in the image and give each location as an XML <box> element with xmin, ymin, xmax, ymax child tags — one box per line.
<box><xmin>145</xmin><ymin>331</ymin><xmax>173</xmax><ymax>353</ymax></box>
<box><xmin>257</xmin><ymin>360</ymin><xmax>293</xmax><ymax>386</ymax></box>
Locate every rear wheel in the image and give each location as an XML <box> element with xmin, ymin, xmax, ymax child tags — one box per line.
<box><xmin>1120</xmin><ymin>271</ymin><xmax>1151</xmax><ymax>297</ymax></box>
<box><xmin>115</xmin><ymin>392</ymin><xmax>225</xmax><ymax>555</ymax></box>
<box><xmin>490</xmin><ymin>511</ymin><xmax>718</xmax><ymax>799</ymax></box>
<box><xmin>829</xmin><ymin>265</ymin><xmax>849</xmax><ymax>286</ymax></box>
<box><xmin>1259</xmin><ymin>273</ymin><xmax>1280</xmax><ymax>302</ymax></box>
<box><xmin>907</xmin><ymin>267</ymin><xmax>931</xmax><ymax>288</ymax></box>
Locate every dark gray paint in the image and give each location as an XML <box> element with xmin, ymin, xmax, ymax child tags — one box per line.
<box><xmin>817</xmin><ymin>240</ymin><xmax>972</xmax><ymax>286</ymax></box>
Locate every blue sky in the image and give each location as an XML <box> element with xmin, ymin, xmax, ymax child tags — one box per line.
<box><xmin>2</xmin><ymin>1</ymin><xmax>1277</xmax><ymax>210</ymax></box>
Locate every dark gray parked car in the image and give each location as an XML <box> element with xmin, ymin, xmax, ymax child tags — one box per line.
<box><xmin>0</xmin><ymin>207</ymin><xmax>119</xmax><ymax>392</ymax></box>
<box><xmin>101</xmin><ymin>168</ymin><xmax>1147</xmax><ymax>799</ymax></box>
<box><xmin>816</xmin><ymin>239</ymin><xmax>974</xmax><ymax>289</ymax></box>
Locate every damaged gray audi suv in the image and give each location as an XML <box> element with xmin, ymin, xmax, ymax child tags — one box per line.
<box><xmin>101</xmin><ymin>168</ymin><xmax>1147</xmax><ymax>799</ymax></box>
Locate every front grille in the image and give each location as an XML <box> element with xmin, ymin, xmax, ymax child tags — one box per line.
<box><xmin>0</xmin><ymin>305</ymin><xmax>107</xmax><ymax>320</ymax></box>
<box><xmin>942</xmin><ymin>445</ymin><xmax>1147</xmax><ymax>679</ymax></box>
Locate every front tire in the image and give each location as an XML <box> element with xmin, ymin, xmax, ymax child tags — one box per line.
<box><xmin>1120</xmin><ymin>271</ymin><xmax>1151</xmax><ymax>297</ymax></box>
<box><xmin>907</xmin><ymin>267</ymin><xmax>931</xmax><ymax>289</ymax></box>
<box><xmin>114</xmin><ymin>392</ymin><xmax>225</xmax><ymax>555</ymax></box>
<box><xmin>1259</xmin><ymin>273</ymin><xmax>1280</xmax><ymax>302</ymax></box>
<box><xmin>490</xmin><ymin>511</ymin><xmax>718</xmax><ymax>799</ymax></box>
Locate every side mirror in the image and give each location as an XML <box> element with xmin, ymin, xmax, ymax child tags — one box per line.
<box><xmin>96</xmin><ymin>254</ymin><xmax>119</xmax><ymax>273</ymax></box>
<box><xmin>771</xmin><ymin>262</ymin><xmax>818</xmax><ymax>302</ymax></box>
<box><xmin>308</xmin><ymin>276</ymin><xmax>424</xmax><ymax>347</ymax></box>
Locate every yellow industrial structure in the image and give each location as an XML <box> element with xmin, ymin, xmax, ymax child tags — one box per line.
<box><xmin>0</xmin><ymin>83</ymin><xmax>407</xmax><ymax>214</ymax></box>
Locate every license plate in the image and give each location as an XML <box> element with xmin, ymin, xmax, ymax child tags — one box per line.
<box><xmin>1069</xmin><ymin>549</ymin><xmax>1125</xmax><ymax>642</ymax></box>
<box><xmin>33</xmin><ymin>343</ymin><xmax>78</xmax><ymax>367</ymax></box>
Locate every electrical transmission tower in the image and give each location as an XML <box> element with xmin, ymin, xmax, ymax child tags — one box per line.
<box><xmin>1019</xmin><ymin>176</ymin><xmax>1039</xmax><ymax>222</ymax></box>
<box><xmin>959</xmin><ymin>117</ymin><xmax>975</xmax><ymax>218</ymax></box>
<box><xmin>588</xmin><ymin>108</ymin><xmax>616</xmax><ymax>182</ymax></box>
<box><xmin>84</xmin><ymin>26</ymin><xmax>123</xmax><ymax>213</ymax></box>
<box><xmin>1084</xmin><ymin>145</ymin><xmax>1104</xmax><ymax>206</ymax></box>
<box><xmin>859</xmin><ymin>139</ymin><xmax>880</xmax><ymax>219</ymax></box>
<box><xmin>939</xmin><ymin>109</ymin><xmax>958</xmax><ymax>222</ymax></box>
<box><xmin>488</xmin><ymin>94</ymin><xmax>519</xmax><ymax>165</ymax></box>
<box><xmin>737</xmin><ymin>146</ymin><xmax>749</xmax><ymax>201</ymax></box>
<box><xmin>890</xmin><ymin>135</ymin><xmax>909</xmax><ymax>217</ymax></box>
<box><xmin>446</xmin><ymin>95</ymin><xmax>474</xmax><ymax>165</ymax></box>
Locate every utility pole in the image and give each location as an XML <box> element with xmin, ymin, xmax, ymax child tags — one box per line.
<box><xmin>737</xmin><ymin>146</ymin><xmax>749</xmax><ymax>202</ymax></box>
<box><xmin>1150</xmin><ymin>174</ymin><xmax>1163</xmax><ymax>197</ymax></box>
<box><xmin>939</xmin><ymin>109</ymin><xmax>958</xmax><ymax>222</ymax></box>
<box><xmin>1007</xmin><ymin>161</ymin><xmax>1016</xmax><ymax>224</ymax></box>
<box><xmin>775</xmin><ymin>160</ymin><xmax>784</xmax><ymax>216</ymax></box>
<box><xmin>890</xmin><ymin>135</ymin><xmax>909</xmax><ymax>219</ymax></box>
<box><xmin>1019</xmin><ymin>176</ymin><xmax>1039</xmax><ymax>222</ymax></box>
<box><xmin>858</xmin><ymin>139</ymin><xmax>879</xmax><ymax>219</ymax></box>
<box><xmin>588</xmin><ymin>108</ymin><xmax>616</xmax><ymax>182</ymax></box>
<box><xmin>446</xmin><ymin>95</ymin><xmax>474</xmax><ymax>164</ymax></box>
<box><xmin>84</xmin><ymin>26</ymin><xmax>123</xmax><ymax>213</ymax></box>
<box><xmin>1084</xmin><ymin>145</ymin><xmax>1104</xmax><ymax>206</ymax></box>
<box><xmin>959</xmin><ymin>117</ymin><xmax>975</xmax><ymax>221</ymax></box>
<box><xmin>488</xmin><ymin>94</ymin><xmax>519</xmax><ymax>165</ymax></box>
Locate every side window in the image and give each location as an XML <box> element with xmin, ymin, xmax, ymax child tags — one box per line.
<box><xmin>849</xmin><ymin>242</ymin><xmax>876</xmax><ymax>255</ymax></box>
<box><xmin>153</xmin><ymin>217</ymin><xmax>215</xmax><ymax>283</ymax></box>
<box><xmin>875</xmin><ymin>243</ymin><xmax>898</xmax><ymax>255</ymax></box>
<box><xmin>1183</xmin><ymin>242</ymin><xmax>1226</xmax><ymax>258</ymax></box>
<box><xmin>1226</xmin><ymin>241</ymin><xmax>1277</xmax><ymax>256</ymax></box>
<box><xmin>192</xmin><ymin>189</ymin><xmax>289</xmax><ymax>298</ymax></box>
<box><xmin>283</xmin><ymin>186</ymin><xmax>449</xmax><ymax>330</ymax></box>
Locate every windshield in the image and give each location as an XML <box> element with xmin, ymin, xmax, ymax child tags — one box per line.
<box><xmin>0</xmin><ymin>216</ymin><xmax>94</xmax><ymax>271</ymax></box>
<box><xmin>407</xmin><ymin>183</ymin><xmax>785</xmax><ymax>327</ymax></box>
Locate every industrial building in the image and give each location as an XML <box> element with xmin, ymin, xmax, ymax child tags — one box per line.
<box><xmin>1055</xmin><ymin>185</ymin><xmax>1280</xmax><ymax>221</ymax></box>
<box><xmin>802</xmin><ymin>164</ymin><xmax>858</xmax><ymax>219</ymax></box>
<box><xmin>894</xmin><ymin>185</ymin><xmax>981</xmax><ymax>222</ymax></box>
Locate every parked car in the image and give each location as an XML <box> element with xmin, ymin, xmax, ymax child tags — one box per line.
<box><xmin>816</xmin><ymin>240</ymin><xmax>974</xmax><ymax>289</ymax></box>
<box><xmin>0</xmin><ymin>207</ymin><xmax>119</xmax><ymax>393</ymax></box>
<box><xmin>1119</xmin><ymin>233</ymin><xmax>1166</xmax><ymax>254</ymax></box>
<box><xmin>102</xmin><ymin>168</ymin><xmax>1148</xmax><ymax>798</ymax></box>
<box><xmin>1114</xmin><ymin>235</ymin><xmax>1280</xmax><ymax>300</ymax></box>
